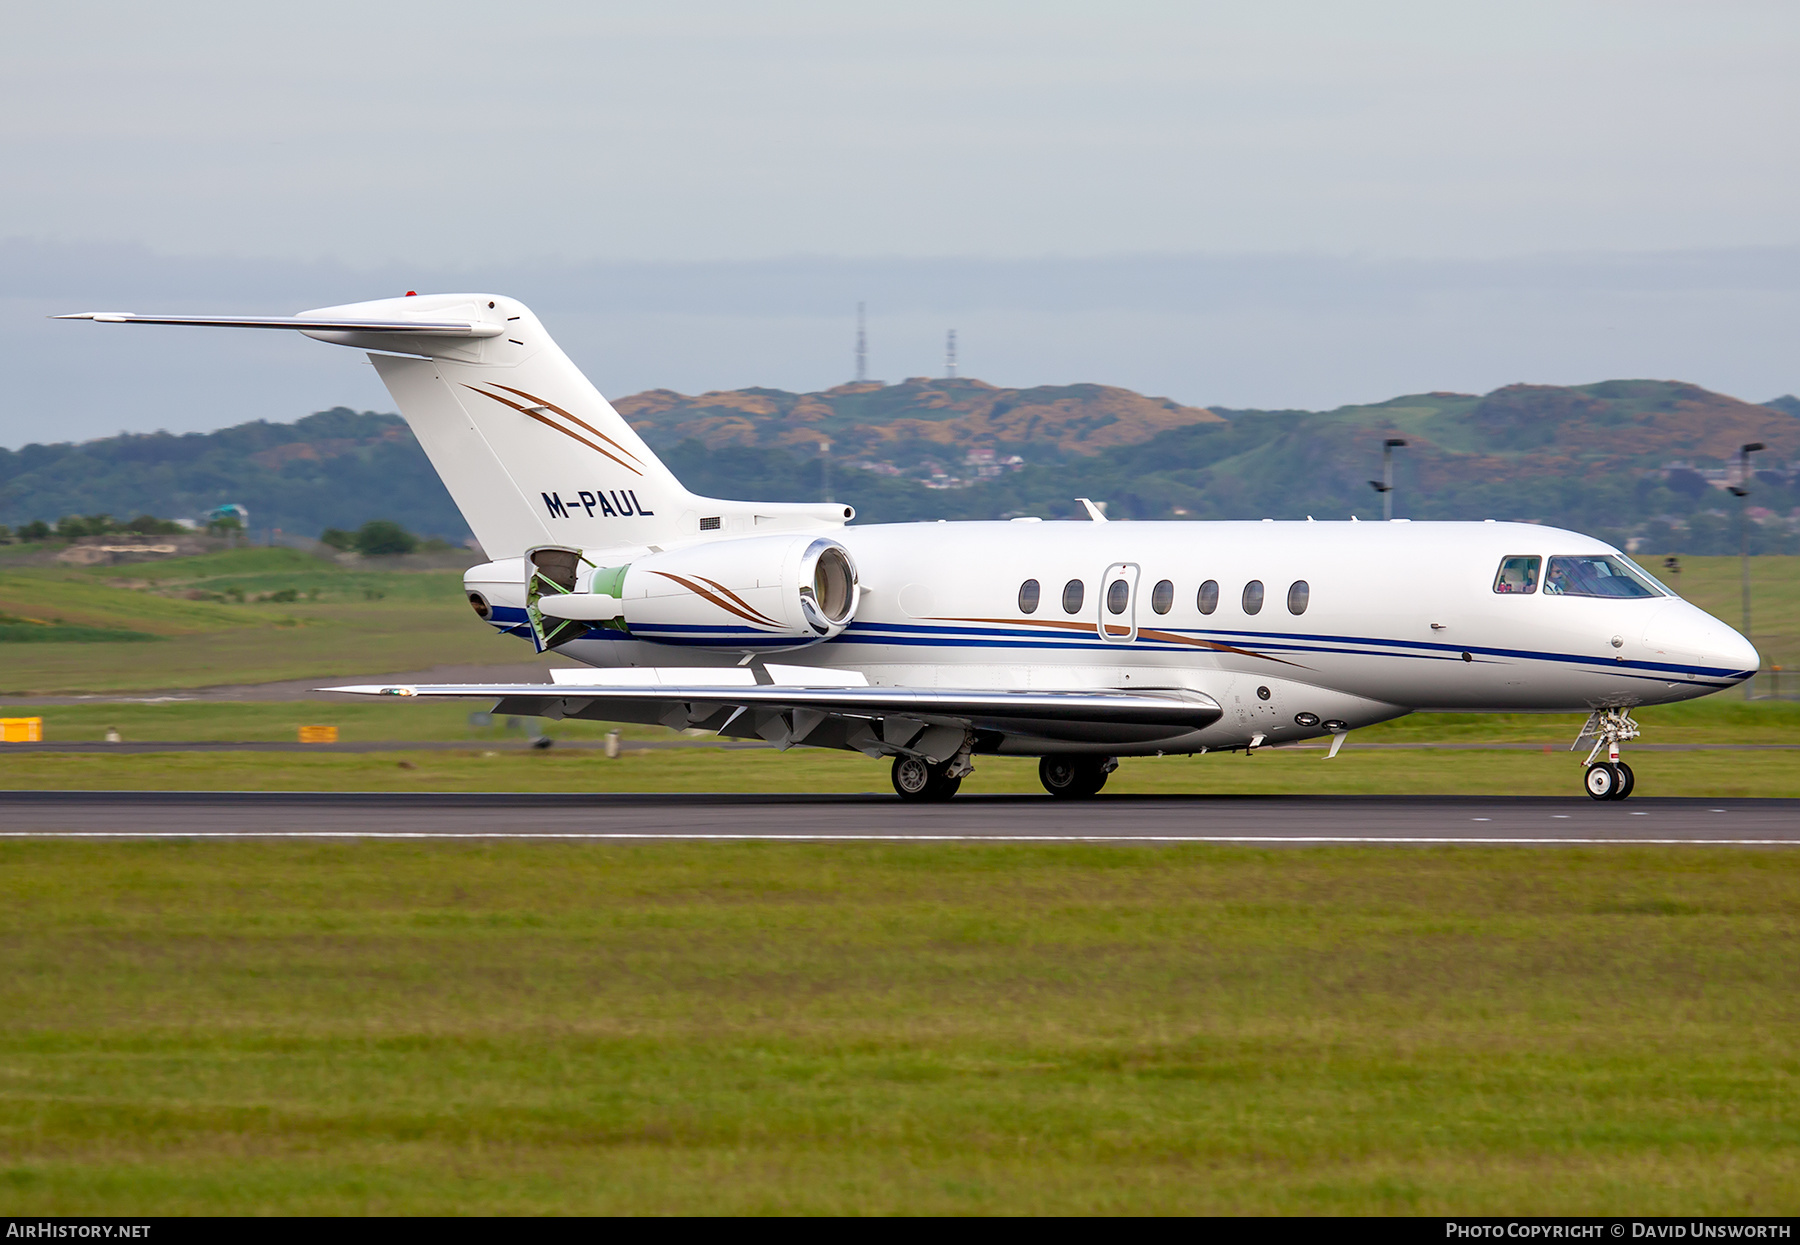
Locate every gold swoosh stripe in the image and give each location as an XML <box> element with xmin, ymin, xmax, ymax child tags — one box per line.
<box><xmin>694</xmin><ymin>575</ymin><xmax>782</xmax><ymax>628</ymax></box>
<box><xmin>650</xmin><ymin>571</ymin><xmax>780</xmax><ymax>629</ymax></box>
<box><xmin>931</xmin><ymin>616</ymin><xmax>1308</xmax><ymax>669</ymax></box>
<box><xmin>462</xmin><ymin>386</ymin><xmax>643</xmax><ymax>477</ymax></box>
<box><xmin>490</xmin><ymin>384</ymin><xmax>649</xmax><ymax>470</ymax></box>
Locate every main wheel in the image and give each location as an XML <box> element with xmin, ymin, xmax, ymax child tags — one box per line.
<box><xmin>1612</xmin><ymin>761</ymin><xmax>1635</xmax><ymax>800</ymax></box>
<box><xmin>892</xmin><ymin>755</ymin><xmax>961</xmax><ymax>802</ymax></box>
<box><xmin>1584</xmin><ymin>762</ymin><xmax>1620</xmax><ymax>801</ymax></box>
<box><xmin>1039</xmin><ymin>755</ymin><xmax>1111</xmax><ymax>799</ymax></box>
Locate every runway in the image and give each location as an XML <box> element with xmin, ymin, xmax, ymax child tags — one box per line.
<box><xmin>1</xmin><ymin>792</ymin><xmax>1797</xmax><ymax>844</ymax></box>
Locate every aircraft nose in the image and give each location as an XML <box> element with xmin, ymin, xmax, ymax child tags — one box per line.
<box><xmin>1642</xmin><ymin>603</ymin><xmax>1759</xmax><ymax>680</ymax></box>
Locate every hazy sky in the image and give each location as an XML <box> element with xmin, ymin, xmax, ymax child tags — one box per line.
<box><xmin>3</xmin><ymin>1</ymin><xmax>1797</xmax><ymax>444</ymax></box>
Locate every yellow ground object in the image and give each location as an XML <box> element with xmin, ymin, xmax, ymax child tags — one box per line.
<box><xmin>297</xmin><ymin>725</ymin><xmax>339</xmax><ymax>744</ymax></box>
<box><xmin>0</xmin><ymin>717</ymin><xmax>44</xmax><ymax>742</ymax></box>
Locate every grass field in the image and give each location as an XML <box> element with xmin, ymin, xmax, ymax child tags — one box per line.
<box><xmin>2</xmin><ymin>741</ymin><xmax>1799</xmax><ymax>797</ymax></box>
<box><xmin>4</xmin><ymin>689</ymin><xmax>1798</xmax><ymax>746</ymax></box>
<box><xmin>0</xmin><ymin>547</ymin><xmax>556</xmax><ymax>695</ymax></box>
<box><xmin>0</xmin><ymin>841</ymin><xmax>1796</xmax><ymax>1214</ymax></box>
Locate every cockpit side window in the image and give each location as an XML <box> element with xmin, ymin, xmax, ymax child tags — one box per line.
<box><xmin>1544</xmin><ymin>555</ymin><xmax>1664</xmax><ymax>599</ymax></box>
<box><xmin>1493</xmin><ymin>555</ymin><xmax>1540</xmax><ymax>595</ymax></box>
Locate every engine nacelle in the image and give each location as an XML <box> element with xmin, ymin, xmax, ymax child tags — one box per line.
<box><xmin>530</xmin><ymin>534</ymin><xmax>859</xmax><ymax>651</ymax></box>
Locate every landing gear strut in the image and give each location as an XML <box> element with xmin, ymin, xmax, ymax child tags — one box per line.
<box><xmin>891</xmin><ymin>755</ymin><xmax>962</xmax><ymax>802</ymax></box>
<box><xmin>1038</xmin><ymin>755</ymin><xmax>1116</xmax><ymax>799</ymax></box>
<box><xmin>1574</xmin><ymin>708</ymin><xmax>1640</xmax><ymax>801</ymax></box>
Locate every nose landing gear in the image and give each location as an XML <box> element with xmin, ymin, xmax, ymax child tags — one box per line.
<box><xmin>1575</xmin><ymin>708</ymin><xmax>1640</xmax><ymax>801</ymax></box>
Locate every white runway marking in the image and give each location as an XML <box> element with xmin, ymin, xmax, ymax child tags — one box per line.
<box><xmin>1</xmin><ymin>831</ymin><xmax>1795</xmax><ymax>845</ymax></box>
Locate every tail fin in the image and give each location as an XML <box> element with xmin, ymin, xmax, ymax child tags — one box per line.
<box><xmin>62</xmin><ymin>292</ymin><xmax>851</xmax><ymax>555</ymax></box>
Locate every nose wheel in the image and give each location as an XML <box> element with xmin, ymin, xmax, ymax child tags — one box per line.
<box><xmin>1574</xmin><ymin>709</ymin><xmax>1640</xmax><ymax>801</ymax></box>
<box><xmin>1584</xmin><ymin>760</ymin><xmax>1636</xmax><ymax>801</ymax></box>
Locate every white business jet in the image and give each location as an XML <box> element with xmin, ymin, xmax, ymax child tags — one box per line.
<box><xmin>61</xmin><ymin>294</ymin><xmax>1759</xmax><ymax>801</ymax></box>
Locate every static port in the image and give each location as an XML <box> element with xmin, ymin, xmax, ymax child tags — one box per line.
<box><xmin>468</xmin><ymin>592</ymin><xmax>491</xmax><ymax>619</ymax></box>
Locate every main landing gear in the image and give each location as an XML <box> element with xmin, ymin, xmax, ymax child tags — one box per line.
<box><xmin>891</xmin><ymin>755</ymin><xmax>963</xmax><ymax>802</ymax></box>
<box><xmin>1574</xmin><ymin>708</ymin><xmax>1640</xmax><ymax>801</ymax></box>
<box><xmin>1038</xmin><ymin>755</ymin><xmax>1117</xmax><ymax>799</ymax></box>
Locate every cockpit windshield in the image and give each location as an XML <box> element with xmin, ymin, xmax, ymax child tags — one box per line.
<box><xmin>1543</xmin><ymin>554</ymin><xmax>1667</xmax><ymax>599</ymax></box>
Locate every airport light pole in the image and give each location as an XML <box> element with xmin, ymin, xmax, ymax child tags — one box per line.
<box><xmin>1369</xmin><ymin>438</ymin><xmax>1408</xmax><ymax>521</ymax></box>
<box><xmin>1727</xmin><ymin>441</ymin><xmax>1765</xmax><ymax>699</ymax></box>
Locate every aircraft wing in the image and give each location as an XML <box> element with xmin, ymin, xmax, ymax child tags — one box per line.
<box><xmin>321</xmin><ymin>679</ymin><xmax>1223</xmax><ymax>752</ymax></box>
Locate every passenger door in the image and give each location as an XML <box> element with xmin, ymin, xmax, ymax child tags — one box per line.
<box><xmin>1099</xmin><ymin>562</ymin><xmax>1140</xmax><ymax>644</ymax></box>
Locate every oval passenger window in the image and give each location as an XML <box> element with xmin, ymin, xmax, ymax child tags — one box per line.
<box><xmin>1287</xmin><ymin>580</ymin><xmax>1309</xmax><ymax>615</ymax></box>
<box><xmin>1018</xmin><ymin>579</ymin><xmax>1040</xmax><ymax>614</ymax></box>
<box><xmin>1197</xmin><ymin>579</ymin><xmax>1219</xmax><ymax>615</ymax></box>
<box><xmin>1242</xmin><ymin>580</ymin><xmax>1264</xmax><ymax>615</ymax></box>
<box><xmin>1151</xmin><ymin>579</ymin><xmax>1173</xmax><ymax>614</ymax></box>
<box><xmin>1106</xmin><ymin>579</ymin><xmax>1129</xmax><ymax>614</ymax></box>
<box><xmin>1062</xmin><ymin>579</ymin><xmax>1085</xmax><ymax>614</ymax></box>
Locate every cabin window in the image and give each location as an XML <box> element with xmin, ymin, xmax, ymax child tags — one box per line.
<box><xmin>1019</xmin><ymin>579</ymin><xmax>1040</xmax><ymax>614</ymax></box>
<box><xmin>1544</xmin><ymin>555</ymin><xmax>1664</xmax><ymax>599</ymax></box>
<box><xmin>1197</xmin><ymin>579</ymin><xmax>1219</xmax><ymax>615</ymax></box>
<box><xmin>1062</xmin><ymin>579</ymin><xmax>1085</xmax><ymax>614</ymax></box>
<box><xmin>1493</xmin><ymin>555</ymin><xmax>1540</xmax><ymax>595</ymax></box>
<box><xmin>1242</xmin><ymin>580</ymin><xmax>1265</xmax><ymax>615</ymax></box>
<box><xmin>1107</xmin><ymin>579</ymin><xmax>1130</xmax><ymax>614</ymax></box>
<box><xmin>1150</xmin><ymin>579</ymin><xmax>1174</xmax><ymax>614</ymax></box>
<box><xmin>1287</xmin><ymin>580</ymin><xmax>1309</xmax><ymax>615</ymax></box>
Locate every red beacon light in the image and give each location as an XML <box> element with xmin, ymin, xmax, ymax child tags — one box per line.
<box><xmin>404</xmin><ymin>290</ymin><xmax>417</xmax><ymax>297</ymax></box>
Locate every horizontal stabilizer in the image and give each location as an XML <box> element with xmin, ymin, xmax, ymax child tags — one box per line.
<box><xmin>54</xmin><ymin>312</ymin><xmax>503</xmax><ymax>337</ymax></box>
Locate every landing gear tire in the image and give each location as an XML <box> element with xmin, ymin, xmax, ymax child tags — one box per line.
<box><xmin>1584</xmin><ymin>762</ymin><xmax>1621</xmax><ymax>801</ymax></box>
<box><xmin>1039</xmin><ymin>755</ymin><xmax>1111</xmax><ymax>799</ymax></box>
<box><xmin>1612</xmin><ymin>761</ymin><xmax>1635</xmax><ymax>800</ymax></box>
<box><xmin>892</xmin><ymin>755</ymin><xmax>962</xmax><ymax>802</ymax></box>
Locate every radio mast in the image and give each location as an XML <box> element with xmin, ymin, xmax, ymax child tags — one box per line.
<box><xmin>854</xmin><ymin>302</ymin><xmax>867</xmax><ymax>383</ymax></box>
<box><xmin>945</xmin><ymin>329</ymin><xmax>957</xmax><ymax>379</ymax></box>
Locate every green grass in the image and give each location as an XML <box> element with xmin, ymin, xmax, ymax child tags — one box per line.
<box><xmin>2</xmin><ymin>745</ymin><xmax>1798</xmax><ymax>796</ymax></box>
<box><xmin>0</xmin><ymin>841</ymin><xmax>1796</xmax><ymax>1213</ymax></box>
<box><xmin>0</xmin><ymin>549</ymin><xmax>553</xmax><ymax>695</ymax></box>
<box><xmin>4</xmin><ymin>694</ymin><xmax>1798</xmax><ymax>750</ymax></box>
<box><xmin>0</xmin><ymin>699</ymin><xmax>665</xmax><ymax>743</ymax></box>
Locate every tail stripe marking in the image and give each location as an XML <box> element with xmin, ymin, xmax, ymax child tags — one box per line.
<box><xmin>462</xmin><ymin>385</ymin><xmax>643</xmax><ymax>477</ymax></box>
<box><xmin>649</xmin><ymin>571</ymin><xmax>782</xmax><ymax>629</ymax></box>
<box><xmin>694</xmin><ymin>575</ymin><xmax>781</xmax><ymax>627</ymax></box>
<box><xmin>489</xmin><ymin>383</ymin><xmax>649</xmax><ymax>470</ymax></box>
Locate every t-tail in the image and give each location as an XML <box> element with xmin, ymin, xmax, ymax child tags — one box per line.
<box><xmin>57</xmin><ymin>293</ymin><xmax>851</xmax><ymax>555</ymax></box>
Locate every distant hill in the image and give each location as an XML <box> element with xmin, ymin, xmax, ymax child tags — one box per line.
<box><xmin>0</xmin><ymin>409</ymin><xmax>467</xmax><ymax>541</ymax></box>
<box><xmin>2</xmin><ymin>379</ymin><xmax>1796</xmax><ymax>555</ymax></box>
<box><xmin>616</xmin><ymin>379</ymin><xmax>1222</xmax><ymax>463</ymax></box>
